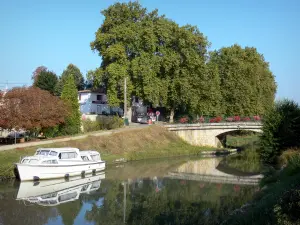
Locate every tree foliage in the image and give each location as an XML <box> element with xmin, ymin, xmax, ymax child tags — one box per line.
<box><xmin>91</xmin><ymin>2</ymin><xmax>277</xmax><ymax>120</ymax></box>
<box><xmin>60</xmin><ymin>75</ymin><xmax>81</xmax><ymax>134</ymax></box>
<box><xmin>0</xmin><ymin>87</ymin><xmax>67</xmax><ymax>130</ymax></box>
<box><xmin>55</xmin><ymin>64</ymin><xmax>85</xmax><ymax>96</ymax></box>
<box><xmin>260</xmin><ymin>99</ymin><xmax>300</xmax><ymax>163</ymax></box>
<box><xmin>210</xmin><ymin>44</ymin><xmax>277</xmax><ymax>116</ymax></box>
<box><xmin>33</xmin><ymin>70</ymin><xmax>58</xmax><ymax>95</ymax></box>
<box><xmin>31</xmin><ymin>66</ymin><xmax>47</xmax><ymax>83</ymax></box>
<box><xmin>90</xmin><ymin>1</ymin><xmax>210</xmax><ymax>121</ymax></box>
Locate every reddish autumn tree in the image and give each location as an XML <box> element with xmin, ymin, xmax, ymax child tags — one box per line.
<box><xmin>32</xmin><ymin>66</ymin><xmax>47</xmax><ymax>83</ymax></box>
<box><xmin>0</xmin><ymin>87</ymin><xmax>68</xmax><ymax>131</ymax></box>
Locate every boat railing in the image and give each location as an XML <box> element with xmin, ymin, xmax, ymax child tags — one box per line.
<box><xmin>19</xmin><ymin>156</ymin><xmax>26</xmax><ymax>163</ymax></box>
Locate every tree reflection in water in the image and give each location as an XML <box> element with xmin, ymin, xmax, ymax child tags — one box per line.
<box><xmin>85</xmin><ymin>178</ymin><xmax>257</xmax><ymax>225</ymax></box>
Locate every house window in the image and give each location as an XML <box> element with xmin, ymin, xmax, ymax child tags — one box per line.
<box><xmin>97</xmin><ymin>95</ymin><xmax>103</xmax><ymax>101</ymax></box>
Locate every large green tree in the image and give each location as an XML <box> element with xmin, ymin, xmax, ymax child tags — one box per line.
<box><xmin>260</xmin><ymin>99</ymin><xmax>300</xmax><ymax>163</ymax></box>
<box><xmin>55</xmin><ymin>64</ymin><xmax>85</xmax><ymax>96</ymax></box>
<box><xmin>33</xmin><ymin>70</ymin><xmax>58</xmax><ymax>95</ymax></box>
<box><xmin>90</xmin><ymin>1</ymin><xmax>209</xmax><ymax>122</ymax></box>
<box><xmin>210</xmin><ymin>44</ymin><xmax>277</xmax><ymax>116</ymax></box>
<box><xmin>61</xmin><ymin>75</ymin><xmax>81</xmax><ymax>134</ymax></box>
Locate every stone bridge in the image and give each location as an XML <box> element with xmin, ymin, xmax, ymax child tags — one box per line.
<box><xmin>164</xmin><ymin>122</ymin><xmax>262</xmax><ymax>147</ymax></box>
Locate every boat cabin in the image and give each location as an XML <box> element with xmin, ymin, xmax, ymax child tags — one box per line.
<box><xmin>20</xmin><ymin>148</ymin><xmax>102</xmax><ymax>164</ymax></box>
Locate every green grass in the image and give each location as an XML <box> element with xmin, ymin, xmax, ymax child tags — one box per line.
<box><xmin>226</xmin><ymin>134</ymin><xmax>260</xmax><ymax>147</ymax></box>
<box><xmin>0</xmin><ymin>126</ymin><xmax>215</xmax><ymax>180</ymax></box>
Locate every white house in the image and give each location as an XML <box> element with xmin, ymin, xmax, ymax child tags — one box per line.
<box><xmin>78</xmin><ymin>90</ymin><xmax>123</xmax><ymax>116</ymax></box>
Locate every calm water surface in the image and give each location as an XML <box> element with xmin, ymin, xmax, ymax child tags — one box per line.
<box><xmin>0</xmin><ymin>156</ymin><xmax>261</xmax><ymax>225</ymax></box>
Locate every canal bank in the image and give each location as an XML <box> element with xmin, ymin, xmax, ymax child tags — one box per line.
<box><xmin>0</xmin><ymin>126</ymin><xmax>232</xmax><ymax>180</ymax></box>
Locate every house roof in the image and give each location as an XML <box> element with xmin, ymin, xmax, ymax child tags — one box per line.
<box><xmin>78</xmin><ymin>89</ymin><xmax>105</xmax><ymax>94</ymax></box>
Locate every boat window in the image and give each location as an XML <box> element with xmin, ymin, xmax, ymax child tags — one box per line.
<box><xmin>61</xmin><ymin>152</ymin><xmax>78</xmax><ymax>159</ymax></box>
<box><xmin>42</xmin><ymin>160</ymin><xmax>58</xmax><ymax>164</ymax></box>
<box><xmin>81</xmin><ymin>156</ymin><xmax>89</xmax><ymax>161</ymax></box>
<box><xmin>91</xmin><ymin>181</ymin><xmax>101</xmax><ymax>189</ymax></box>
<box><xmin>36</xmin><ymin>150</ymin><xmax>50</xmax><ymax>156</ymax></box>
<box><xmin>91</xmin><ymin>154</ymin><xmax>100</xmax><ymax>161</ymax></box>
<box><xmin>41</xmin><ymin>193</ymin><xmax>57</xmax><ymax>199</ymax></box>
<box><xmin>58</xmin><ymin>192</ymin><xmax>77</xmax><ymax>202</ymax></box>
<box><xmin>40</xmin><ymin>200</ymin><xmax>57</xmax><ymax>205</ymax></box>
<box><xmin>29</xmin><ymin>159</ymin><xmax>38</xmax><ymax>164</ymax></box>
<box><xmin>49</xmin><ymin>151</ymin><xmax>58</xmax><ymax>156</ymax></box>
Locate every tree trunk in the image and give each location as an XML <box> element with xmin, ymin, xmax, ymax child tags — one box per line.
<box><xmin>169</xmin><ymin>108</ymin><xmax>175</xmax><ymax>123</ymax></box>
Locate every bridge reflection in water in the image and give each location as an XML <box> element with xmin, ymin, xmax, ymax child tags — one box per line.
<box><xmin>166</xmin><ymin>157</ymin><xmax>263</xmax><ymax>185</ymax></box>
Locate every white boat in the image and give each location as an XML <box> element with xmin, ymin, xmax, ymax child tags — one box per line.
<box><xmin>16</xmin><ymin>172</ymin><xmax>105</xmax><ymax>206</ymax></box>
<box><xmin>15</xmin><ymin>147</ymin><xmax>106</xmax><ymax>181</ymax></box>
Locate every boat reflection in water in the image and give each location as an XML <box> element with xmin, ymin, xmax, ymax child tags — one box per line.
<box><xmin>16</xmin><ymin>172</ymin><xmax>105</xmax><ymax>206</ymax></box>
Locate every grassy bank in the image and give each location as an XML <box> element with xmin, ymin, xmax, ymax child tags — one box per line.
<box><xmin>0</xmin><ymin>126</ymin><xmax>216</xmax><ymax>180</ymax></box>
<box><xmin>223</xmin><ymin>152</ymin><xmax>300</xmax><ymax>225</ymax></box>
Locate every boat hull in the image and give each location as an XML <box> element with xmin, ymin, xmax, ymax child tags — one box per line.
<box><xmin>15</xmin><ymin>161</ymin><xmax>105</xmax><ymax>181</ymax></box>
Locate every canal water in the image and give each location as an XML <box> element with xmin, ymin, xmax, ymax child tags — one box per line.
<box><xmin>0</xmin><ymin>156</ymin><xmax>262</xmax><ymax>225</ymax></box>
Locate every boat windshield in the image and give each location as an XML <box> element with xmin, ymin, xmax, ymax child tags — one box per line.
<box><xmin>91</xmin><ymin>154</ymin><xmax>100</xmax><ymax>161</ymax></box>
<box><xmin>36</xmin><ymin>150</ymin><xmax>50</xmax><ymax>156</ymax></box>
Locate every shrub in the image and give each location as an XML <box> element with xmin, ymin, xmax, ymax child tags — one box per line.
<box><xmin>279</xmin><ymin>149</ymin><xmax>300</xmax><ymax>167</ymax></box>
<box><xmin>98</xmin><ymin>116</ymin><xmax>124</xmax><ymax>130</ymax></box>
<box><xmin>274</xmin><ymin>188</ymin><xmax>300</xmax><ymax>225</ymax></box>
<box><xmin>42</xmin><ymin>125</ymin><xmax>61</xmax><ymax>138</ymax></box>
<box><xmin>82</xmin><ymin>119</ymin><xmax>100</xmax><ymax>132</ymax></box>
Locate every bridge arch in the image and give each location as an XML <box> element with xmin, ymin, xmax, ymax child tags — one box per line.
<box><xmin>164</xmin><ymin>123</ymin><xmax>262</xmax><ymax>147</ymax></box>
<box><xmin>215</xmin><ymin>129</ymin><xmax>262</xmax><ymax>148</ymax></box>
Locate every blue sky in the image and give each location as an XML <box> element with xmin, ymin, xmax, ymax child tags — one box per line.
<box><xmin>0</xmin><ymin>0</ymin><xmax>299</xmax><ymax>102</ymax></box>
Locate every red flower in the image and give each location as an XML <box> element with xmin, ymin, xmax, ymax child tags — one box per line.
<box><xmin>226</xmin><ymin>117</ymin><xmax>233</xmax><ymax>122</ymax></box>
<box><xmin>210</xmin><ymin>118</ymin><xmax>216</xmax><ymax>123</ymax></box>
<box><xmin>199</xmin><ymin>116</ymin><xmax>205</xmax><ymax>123</ymax></box>
<box><xmin>179</xmin><ymin>117</ymin><xmax>188</xmax><ymax>123</ymax></box>
<box><xmin>253</xmin><ymin>115</ymin><xmax>261</xmax><ymax>121</ymax></box>
<box><xmin>215</xmin><ymin>116</ymin><xmax>222</xmax><ymax>123</ymax></box>
<box><xmin>233</xmin><ymin>116</ymin><xmax>240</xmax><ymax>122</ymax></box>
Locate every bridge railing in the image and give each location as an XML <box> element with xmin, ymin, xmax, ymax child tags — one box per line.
<box><xmin>164</xmin><ymin>122</ymin><xmax>262</xmax><ymax>128</ymax></box>
<box><xmin>175</xmin><ymin>115</ymin><xmax>262</xmax><ymax>124</ymax></box>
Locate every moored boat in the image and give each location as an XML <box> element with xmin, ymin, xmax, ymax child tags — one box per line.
<box><xmin>15</xmin><ymin>147</ymin><xmax>105</xmax><ymax>181</ymax></box>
